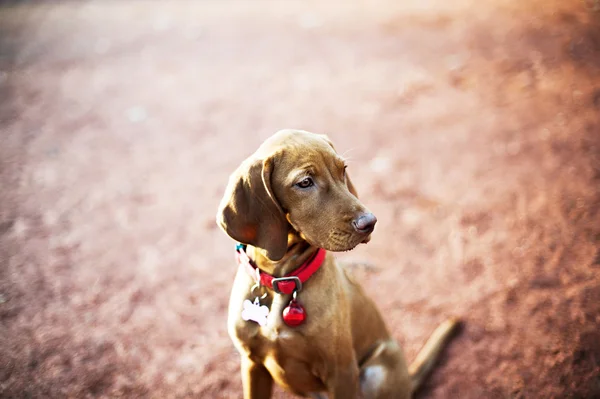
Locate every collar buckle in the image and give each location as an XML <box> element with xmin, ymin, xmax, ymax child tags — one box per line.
<box><xmin>271</xmin><ymin>276</ymin><xmax>303</xmax><ymax>294</ymax></box>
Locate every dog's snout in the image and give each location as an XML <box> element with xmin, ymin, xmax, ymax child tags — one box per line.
<box><xmin>352</xmin><ymin>213</ymin><xmax>377</xmax><ymax>234</ymax></box>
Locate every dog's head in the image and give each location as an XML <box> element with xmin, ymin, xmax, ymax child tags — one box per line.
<box><xmin>216</xmin><ymin>129</ymin><xmax>376</xmax><ymax>261</ymax></box>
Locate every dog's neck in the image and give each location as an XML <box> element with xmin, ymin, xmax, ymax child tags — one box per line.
<box><xmin>248</xmin><ymin>232</ymin><xmax>319</xmax><ymax>277</ymax></box>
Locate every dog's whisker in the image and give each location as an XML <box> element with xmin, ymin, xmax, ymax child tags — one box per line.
<box><xmin>340</xmin><ymin>148</ymin><xmax>357</xmax><ymax>163</ymax></box>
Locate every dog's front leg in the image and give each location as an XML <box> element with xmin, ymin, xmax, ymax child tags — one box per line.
<box><xmin>327</xmin><ymin>364</ymin><xmax>360</xmax><ymax>399</ymax></box>
<box><xmin>241</xmin><ymin>356</ymin><xmax>273</xmax><ymax>399</ymax></box>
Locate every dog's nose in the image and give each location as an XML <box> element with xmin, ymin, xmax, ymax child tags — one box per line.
<box><xmin>352</xmin><ymin>213</ymin><xmax>377</xmax><ymax>234</ymax></box>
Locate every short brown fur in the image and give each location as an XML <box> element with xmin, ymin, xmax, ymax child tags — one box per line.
<box><xmin>217</xmin><ymin>129</ymin><xmax>459</xmax><ymax>398</ymax></box>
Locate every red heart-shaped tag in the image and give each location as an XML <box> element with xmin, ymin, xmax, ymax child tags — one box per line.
<box><xmin>282</xmin><ymin>299</ymin><xmax>306</xmax><ymax>327</ymax></box>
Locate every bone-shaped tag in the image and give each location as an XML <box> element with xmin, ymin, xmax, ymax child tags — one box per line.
<box><xmin>241</xmin><ymin>297</ymin><xmax>269</xmax><ymax>326</ymax></box>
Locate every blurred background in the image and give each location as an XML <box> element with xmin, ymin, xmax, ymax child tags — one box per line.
<box><xmin>1</xmin><ymin>0</ymin><xmax>599</xmax><ymax>397</ymax></box>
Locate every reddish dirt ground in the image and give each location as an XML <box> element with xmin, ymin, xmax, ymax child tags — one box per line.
<box><xmin>1</xmin><ymin>0</ymin><xmax>599</xmax><ymax>398</ymax></box>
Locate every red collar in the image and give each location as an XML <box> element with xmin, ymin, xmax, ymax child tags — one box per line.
<box><xmin>235</xmin><ymin>244</ymin><xmax>326</xmax><ymax>295</ymax></box>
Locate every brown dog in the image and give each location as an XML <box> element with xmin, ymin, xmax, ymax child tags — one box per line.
<box><xmin>217</xmin><ymin>129</ymin><xmax>459</xmax><ymax>399</ymax></box>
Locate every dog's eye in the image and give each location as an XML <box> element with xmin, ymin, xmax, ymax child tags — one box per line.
<box><xmin>296</xmin><ymin>177</ymin><xmax>314</xmax><ymax>189</ymax></box>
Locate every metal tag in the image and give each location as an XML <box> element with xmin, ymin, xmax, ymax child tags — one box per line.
<box><xmin>241</xmin><ymin>297</ymin><xmax>269</xmax><ymax>326</ymax></box>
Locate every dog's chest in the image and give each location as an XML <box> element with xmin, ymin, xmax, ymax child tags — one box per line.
<box><xmin>232</xmin><ymin>305</ymin><xmax>327</xmax><ymax>393</ymax></box>
<box><xmin>233</xmin><ymin>313</ymin><xmax>298</xmax><ymax>360</ymax></box>
<box><xmin>237</xmin><ymin>322</ymin><xmax>326</xmax><ymax>393</ymax></box>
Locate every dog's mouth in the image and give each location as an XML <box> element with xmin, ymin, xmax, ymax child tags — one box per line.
<box><xmin>292</xmin><ymin>223</ymin><xmax>373</xmax><ymax>253</ymax></box>
<box><xmin>321</xmin><ymin>229</ymin><xmax>373</xmax><ymax>252</ymax></box>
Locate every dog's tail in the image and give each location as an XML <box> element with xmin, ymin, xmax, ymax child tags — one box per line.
<box><xmin>408</xmin><ymin>317</ymin><xmax>461</xmax><ymax>393</ymax></box>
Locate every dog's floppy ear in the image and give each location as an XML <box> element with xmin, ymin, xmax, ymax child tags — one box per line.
<box><xmin>318</xmin><ymin>133</ymin><xmax>359</xmax><ymax>198</ymax></box>
<box><xmin>216</xmin><ymin>154</ymin><xmax>289</xmax><ymax>261</ymax></box>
